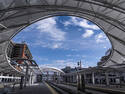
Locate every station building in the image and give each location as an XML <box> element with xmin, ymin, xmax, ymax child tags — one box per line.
<box><xmin>0</xmin><ymin>41</ymin><xmax>36</xmax><ymax>84</ymax></box>
<box><xmin>62</xmin><ymin>49</ymin><xmax>125</xmax><ymax>86</ymax></box>
<box><xmin>6</xmin><ymin>41</ymin><xmax>33</xmax><ymax>72</ymax></box>
<box><xmin>62</xmin><ymin>66</ymin><xmax>125</xmax><ymax>86</ymax></box>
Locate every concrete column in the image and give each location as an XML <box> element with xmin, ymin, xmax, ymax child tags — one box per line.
<box><xmin>47</xmin><ymin>71</ymin><xmax>49</xmax><ymax>81</ymax></box>
<box><xmin>72</xmin><ymin>74</ymin><xmax>75</xmax><ymax>82</ymax></box>
<box><xmin>119</xmin><ymin>72</ymin><xmax>122</xmax><ymax>88</ymax></box>
<box><xmin>32</xmin><ymin>74</ymin><xmax>37</xmax><ymax>84</ymax></box>
<box><xmin>31</xmin><ymin>75</ymin><xmax>33</xmax><ymax>84</ymax></box>
<box><xmin>72</xmin><ymin>75</ymin><xmax>73</xmax><ymax>83</ymax></box>
<box><xmin>105</xmin><ymin>73</ymin><xmax>109</xmax><ymax>86</ymax></box>
<box><xmin>92</xmin><ymin>72</ymin><xmax>95</xmax><ymax>85</ymax></box>
<box><xmin>77</xmin><ymin>74</ymin><xmax>85</xmax><ymax>92</ymax></box>
<box><xmin>7</xmin><ymin>74</ymin><xmax>9</xmax><ymax>83</ymax></box>
<box><xmin>53</xmin><ymin>72</ymin><xmax>56</xmax><ymax>82</ymax></box>
<box><xmin>29</xmin><ymin>71</ymin><xmax>32</xmax><ymax>85</ymax></box>
<box><xmin>68</xmin><ymin>76</ymin><xmax>70</xmax><ymax>83</ymax></box>
<box><xmin>81</xmin><ymin>74</ymin><xmax>85</xmax><ymax>92</ymax></box>
<box><xmin>70</xmin><ymin>75</ymin><xmax>72</xmax><ymax>83</ymax></box>
<box><xmin>20</xmin><ymin>76</ymin><xmax>24</xmax><ymax>89</ymax></box>
<box><xmin>84</xmin><ymin>73</ymin><xmax>86</xmax><ymax>84</ymax></box>
<box><xmin>77</xmin><ymin>74</ymin><xmax>80</xmax><ymax>90</ymax></box>
<box><xmin>0</xmin><ymin>73</ymin><xmax>3</xmax><ymax>82</ymax></box>
<box><xmin>57</xmin><ymin>72</ymin><xmax>60</xmax><ymax>83</ymax></box>
<box><xmin>58</xmin><ymin>72</ymin><xmax>61</xmax><ymax>83</ymax></box>
<box><xmin>65</xmin><ymin>76</ymin><xmax>67</xmax><ymax>83</ymax></box>
<box><xmin>69</xmin><ymin>75</ymin><xmax>71</xmax><ymax>83</ymax></box>
<box><xmin>74</xmin><ymin>75</ymin><xmax>76</xmax><ymax>82</ymax></box>
<box><xmin>24</xmin><ymin>64</ymin><xmax>29</xmax><ymax>87</ymax></box>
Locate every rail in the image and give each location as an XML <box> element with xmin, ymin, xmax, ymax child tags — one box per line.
<box><xmin>61</xmin><ymin>82</ymin><xmax>125</xmax><ymax>94</ymax></box>
<box><xmin>46</xmin><ymin>82</ymin><xmax>85</xmax><ymax>94</ymax></box>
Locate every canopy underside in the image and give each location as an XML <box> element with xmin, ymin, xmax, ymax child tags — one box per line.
<box><xmin>0</xmin><ymin>0</ymin><xmax>125</xmax><ymax>75</ymax></box>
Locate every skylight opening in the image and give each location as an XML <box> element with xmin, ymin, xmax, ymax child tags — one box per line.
<box><xmin>12</xmin><ymin>16</ymin><xmax>111</xmax><ymax>69</ymax></box>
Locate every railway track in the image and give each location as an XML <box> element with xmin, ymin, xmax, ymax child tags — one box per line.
<box><xmin>47</xmin><ymin>82</ymin><xmax>95</xmax><ymax>94</ymax></box>
<box><xmin>47</xmin><ymin>82</ymin><xmax>125</xmax><ymax>94</ymax></box>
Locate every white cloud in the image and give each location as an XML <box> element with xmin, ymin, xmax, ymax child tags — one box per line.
<box><xmin>103</xmin><ymin>46</ymin><xmax>107</xmax><ymax>49</ymax></box>
<box><xmin>39</xmin><ymin>59</ymin><xmax>77</xmax><ymax>69</ymax></box>
<box><xmin>55</xmin><ymin>60</ymin><xmax>66</xmax><ymax>63</ymax></box>
<box><xmin>79</xmin><ymin>19</ymin><xmax>99</xmax><ymax>30</ymax></box>
<box><xmin>95</xmin><ymin>33</ymin><xmax>108</xmax><ymax>43</ymax></box>
<box><xmin>82</xmin><ymin>30</ymin><xmax>94</xmax><ymax>38</ymax></box>
<box><xmin>36</xmin><ymin>17</ymin><xmax>66</xmax><ymax>41</ymax></box>
<box><xmin>66</xmin><ymin>54</ymin><xmax>72</xmax><ymax>57</ymax></box>
<box><xmin>70</xmin><ymin>17</ymin><xmax>78</xmax><ymax>25</ymax></box>
<box><xmin>82</xmin><ymin>55</ymin><xmax>86</xmax><ymax>58</ymax></box>
<box><xmin>63</xmin><ymin>16</ymin><xmax>100</xmax><ymax>30</ymax></box>
<box><xmin>32</xmin><ymin>40</ymin><xmax>63</xmax><ymax>49</ymax></box>
<box><xmin>66</xmin><ymin>54</ymin><xmax>86</xmax><ymax>58</ymax></box>
<box><xmin>32</xmin><ymin>17</ymin><xmax>104</xmax><ymax>50</ymax></box>
<box><xmin>51</xmin><ymin>43</ymin><xmax>62</xmax><ymax>49</ymax></box>
<box><xmin>63</xmin><ymin>21</ymin><xmax>71</xmax><ymax>26</ymax></box>
<box><xmin>39</xmin><ymin>59</ymin><xmax>94</xmax><ymax>69</ymax></box>
<box><xmin>33</xmin><ymin>56</ymin><xmax>48</xmax><ymax>62</ymax></box>
<box><xmin>33</xmin><ymin>17</ymin><xmax>67</xmax><ymax>49</ymax></box>
<box><xmin>71</xmin><ymin>49</ymin><xmax>78</xmax><ymax>51</ymax></box>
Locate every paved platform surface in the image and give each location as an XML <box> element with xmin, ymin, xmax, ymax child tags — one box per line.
<box><xmin>9</xmin><ymin>82</ymin><xmax>58</xmax><ymax>94</ymax></box>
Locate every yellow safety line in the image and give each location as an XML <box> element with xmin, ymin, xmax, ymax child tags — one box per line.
<box><xmin>45</xmin><ymin>82</ymin><xmax>59</xmax><ymax>94</ymax></box>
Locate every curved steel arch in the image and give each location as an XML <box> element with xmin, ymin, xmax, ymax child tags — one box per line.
<box><xmin>0</xmin><ymin>0</ymin><xmax>125</xmax><ymax>75</ymax></box>
<box><xmin>40</xmin><ymin>67</ymin><xmax>65</xmax><ymax>74</ymax></box>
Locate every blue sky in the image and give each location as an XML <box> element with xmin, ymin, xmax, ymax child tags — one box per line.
<box><xmin>12</xmin><ymin>16</ymin><xmax>111</xmax><ymax>69</ymax></box>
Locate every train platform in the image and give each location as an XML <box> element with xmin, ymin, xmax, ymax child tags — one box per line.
<box><xmin>0</xmin><ymin>82</ymin><xmax>59</xmax><ymax>94</ymax></box>
<box><xmin>1</xmin><ymin>82</ymin><xmax>125</xmax><ymax>94</ymax></box>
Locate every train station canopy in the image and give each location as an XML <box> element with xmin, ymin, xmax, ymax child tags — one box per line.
<box><xmin>0</xmin><ymin>0</ymin><xmax>125</xmax><ymax>75</ymax></box>
<box><xmin>40</xmin><ymin>67</ymin><xmax>65</xmax><ymax>74</ymax></box>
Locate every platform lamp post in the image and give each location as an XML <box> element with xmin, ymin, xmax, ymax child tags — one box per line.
<box><xmin>75</xmin><ymin>61</ymin><xmax>85</xmax><ymax>92</ymax></box>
